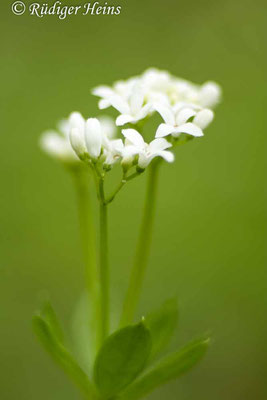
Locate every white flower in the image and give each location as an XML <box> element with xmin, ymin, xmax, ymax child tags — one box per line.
<box><xmin>93</xmin><ymin>78</ymin><xmax>153</xmax><ymax>127</ymax></box>
<box><xmin>170</xmin><ymin>79</ymin><xmax>221</xmax><ymax>108</ymax></box>
<box><xmin>141</xmin><ymin>68</ymin><xmax>173</xmax><ymax>93</ymax></box>
<box><xmin>40</xmin><ymin>119</ymin><xmax>78</xmax><ymax>162</ymax></box>
<box><xmin>69</xmin><ymin>113</ymin><xmax>122</xmax><ymax>165</ymax></box>
<box><xmin>102</xmin><ymin>138</ymin><xmax>124</xmax><ymax>166</ymax></box>
<box><xmin>155</xmin><ymin>102</ymin><xmax>214</xmax><ymax>139</ymax></box>
<box><xmin>114</xmin><ymin>84</ymin><xmax>152</xmax><ymax>126</ymax></box>
<box><xmin>92</xmin><ymin>77</ymin><xmax>139</xmax><ymax>110</ymax></box>
<box><xmin>94</xmin><ymin>83</ymin><xmax>152</xmax><ymax>127</ymax></box>
<box><xmin>122</xmin><ymin>129</ymin><xmax>174</xmax><ymax>169</ymax></box>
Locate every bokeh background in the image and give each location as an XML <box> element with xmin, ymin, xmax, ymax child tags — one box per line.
<box><xmin>1</xmin><ymin>0</ymin><xmax>266</xmax><ymax>398</ymax></box>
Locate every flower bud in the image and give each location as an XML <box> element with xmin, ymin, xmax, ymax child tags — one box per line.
<box><xmin>121</xmin><ymin>155</ymin><xmax>134</xmax><ymax>172</ymax></box>
<box><xmin>85</xmin><ymin>118</ymin><xmax>102</xmax><ymax>159</ymax></box>
<box><xmin>69</xmin><ymin>127</ymin><xmax>87</xmax><ymax>158</ymax></box>
<box><xmin>194</xmin><ymin>109</ymin><xmax>214</xmax><ymax>129</ymax></box>
<box><xmin>199</xmin><ymin>82</ymin><xmax>221</xmax><ymax>108</ymax></box>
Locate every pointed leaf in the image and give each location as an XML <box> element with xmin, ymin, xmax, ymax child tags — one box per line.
<box><xmin>146</xmin><ymin>298</ymin><xmax>178</xmax><ymax>360</ymax></box>
<box><xmin>40</xmin><ymin>300</ymin><xmax>65</xmax><ymax>343</ymax></box>
<box><xmin>33</xmin><ymin>315</ymin><xmax>98</xmax><ymax>400</ymax></box>
<box><xmin>93</xmin><ymin>321</ymin><xmax>152</xmax><ymax>398</ymax></box>
<box><xmin>120</xmin><ymin>336</ymin><xmax>210</xmax><ymax>400</ymax></box>
<box><xmin>71</xmin><ymin>292</ymin><xmax>97</xmax><ymax>374</ymax></box>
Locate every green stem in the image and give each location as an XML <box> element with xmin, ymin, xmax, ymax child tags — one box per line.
<box><xmin>120</xmin><ymin>161</ymin><xmax>160</xmax><ymax>327</ymax></box>
<box><xmin>105</xmin><ymin>178</ymin><xmax>126</xmax><ymax>205</ymax></box>
<box><xmin>105</xmin><ymin>170</ymin><xmax>144</xmax><ymax>205</ymax></box>
<box><xmin>126</xmin><ymin>170</ymin><xmax>143</xmax><ymax>182</ymax></box>
<box><xmin>73</xmin><ymin>169</ymin><xmax>101</xmax><ymax>349</ymax></box>
<box><xmin>99</xmin><ymin>178</ymin><xmax>109</xmax><ymax>341</ymax></box>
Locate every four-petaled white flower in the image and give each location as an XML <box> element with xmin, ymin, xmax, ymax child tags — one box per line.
<box><xmin>100</xmin><ymin>84</ymin><xmax>152</xmax><ymax>127</ymax></box>
<box><xmin>122</xmin><ymin>129</ymin><xmax>174</xmax><ymax>169</ymax></box>
<box><xmin>92</xmin><ymin>77</ymin><xmax>139</xmax><ymax>110</ymax></box>
<box><xmin>155</xmin><ymin>102</ymin><xmax>214</xmax><ymax>139</ymax></box>
<box><xmin>116</xmin><ymin>86</ymin><xmax>152</xmax><ymax>126</ymax></box>
<box><xmin>40</xmin><ymin>119</ymin><xmax>79</xmax><ymax>162</ymax></box>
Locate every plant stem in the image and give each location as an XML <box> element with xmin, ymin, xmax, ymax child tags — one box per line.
<box><xmin>73</xmin><ymin>169</ymin><xmax>101</xmax><ymax>349</ymax></box>
<box><xmin>120</xmin><ymin>161</ymin><xmax>160</xmax><ymax>327</ymax></box>
<box><xmin>105</xmin><ymin>178</ymin><xmax>126</xmax><ymax>205</ymax></box>
<box><xmin>99</xmin><ymin>178</ymin><xmax>109</xmax><ymax>341</ymax></box>
<box><xmin>105</xmin><ymin>170</ymin><xmax>144</xmax><ymax>205</ymax></box>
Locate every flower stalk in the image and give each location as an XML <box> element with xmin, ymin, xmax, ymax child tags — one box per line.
<box><xmin>120</xmin><ymin>160</ymin><xmax>160</xmax><ymax>327</ymax></box>
<box><xmin>72</xmin><ymin>169</ymin><xmax>102</xmax><ymax>349</ymax></box>
<box><xmin>98</xmin><ymin>177</ymin><xmax>110</xmax><ymax>341</ymax></box>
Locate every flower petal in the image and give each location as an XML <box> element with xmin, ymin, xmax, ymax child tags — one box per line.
<box><xmin>122</xmin><ymin>144</ymin><xmax>139</xmax><ymax>157</ymax></box>
<box><xmin>99</xmin><ymin>99</ymin><xmax>111</xmax><ymax>109</ymax></box>
<box><xmin>111</xmin><ymin>139</ymin><xmax>124</xmax><ymax>153</ymax></box>
<box><xmin>138</xmin><ymin>149</ymin><xmax>174</xmax><ymax>169</ymax></box>
<box><xmin>175</xmin><ymin>108</ymin><xmax>197</xmax><ymax>125</ymax></box>
<box><xmin>85</xmin><ymin>118</ymin><xmax>102</xmax><ymax>158</ymax></box>
<box><xmin>173</xmin><ymin>102</ymin><xmax>200</xmax><ymax>113</ymax></box>
<box><xmin>157</xmin><ymin>150</ymin><xmax>175</xmax><ymax>163</ymax></box>
<box><xmin>70</xmin><ymin>127</ymin><xmax>87</xmax><ymax>156</ymax></box>
<box><xmin>92</xmin><ymin>85</ymin><xmax>114</xmax><ymax>98</ymax></box>
<box><xmin>155</xmin><ymin>123</ymin><xmax>175</xmax><ymax>138</ymax></box>
<box><xmin>138</xmin><ymin>153</ymin><xmax>150</xmax><ymax>169</ymax></box>
<box><xmin>69</xmin><ymin>112</ymin><xmax>85</xmax><ymax>132</ymax></box>
<box><xmin>130</xmin><ymin>84</ymin><xmax>144</xmax><ymax>115</ymax></box>
<box><xmin>173</xmin><ymin>122</ymin><xmax>203</xmax><ymax>137</ymax></box>
<box><xmin>154</xmin><ymin>103</ymin><xmax>175</xmax><ymax>125</ymax></box>
<box><xmin>122</xmin><ymin>129</ymin><xmax>145</xmax><ymax>148</ymax></box>
<box><xmin>136</xmin><ymin>103</ymin><xmax>152</xmax><ymax>120</ymax></box>
<box><xmin>149</xmin><ymin>138</ymin><xmax>172</xmax><ymax>152</ymax></box>
<box><xmin>116</xmin><ymin>114</ymin><xmax>135</xmax><ymax>126</ymax></box>
<box><xmin>109</xmin><ymin>95</ymin><xmax>130</xmax><ymax>114</ymax></box>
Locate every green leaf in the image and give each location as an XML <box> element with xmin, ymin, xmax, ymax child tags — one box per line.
<box><xmin>146</xmin><ymin>298</ymin><xmax>178</xmax><ymax>360</ymax></box>
<box><xmin>93</xmin><ymin>321</ymin><xmax>152</xmax><ymax>398</ymax></box>
<box><xmin>33</xmin><ymin>315</ymin><xmax>98</xmax><ymax>400</ymax></box>
<box><xmin>119</xmin><ymin>336</ymin><xmax>210</xmax><ymax>400</ymax></box>
<box><xmin>71</xmin><ymin>292</ymin><xmax>97</xmax><ymax>374</ymax></box>
<box><xmin>40</xmin><ymin>300</ymin><xmax>65</xmax><ymax>343</ymax></box>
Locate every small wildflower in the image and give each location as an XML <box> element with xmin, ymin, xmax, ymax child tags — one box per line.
<box><xmin>155</xmin><ymin>103</ymin><xmax>214</xmax><ymax>138</ymax></box>
<box><xmin>122</xmin><ymin>129</ymin><xmax>174</xmax><ymax>169</ymax></box>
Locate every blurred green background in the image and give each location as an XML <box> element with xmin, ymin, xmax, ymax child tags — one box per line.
<box><xmin>1</xmin><ymin>0</ymin><xmax>266</xmax><ymax>398</ymax></box>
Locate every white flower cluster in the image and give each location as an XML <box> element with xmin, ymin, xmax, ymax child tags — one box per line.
<box><xmin>40</xmin><ymin>68</ymin><xmax>221</xmax><ymax>169</ymax></box>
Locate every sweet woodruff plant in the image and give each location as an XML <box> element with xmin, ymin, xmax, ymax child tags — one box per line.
<box><xmin>37</xmin><ymin>68</ymin><xmax>221</xmax><ymax>400</ymax></box>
